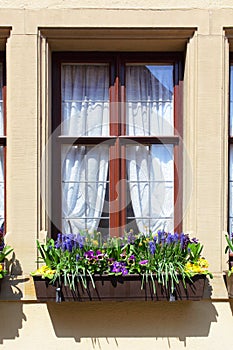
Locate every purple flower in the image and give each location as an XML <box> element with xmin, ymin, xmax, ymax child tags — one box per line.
<box><xmin>111</xmin><ymin>261</ymin><xmax>128</xmax><ymax>275</ymax></box>
<box><xmin>149</xmin><ymin>241</ymin><xmax>155</xmax><ymax>255</ymax></box>
<box><xmin>54</xmin><ymin>232</ymin><xmax>86</xmax><ymax>251</ymax></box>
<box><xmin>111</xmin><ymin>261</ymin><xmax>122</xmax><ymax>273</ymax></box>
<box><xmin>127</xmin><ymin>231</ymin><xmax>136</xmax><ymax>244</ymax></box>
<box><xmin>84</xmin><ymin>250</ymin><xmax>95</xmax><ymax>259</ymax></box>
<box><xmin>128</xmin><ymin>255</ymin><xmax>135</xmax><ymax>264</ymax></box>
<box><xmin>121</xmin><ymin>267</ymin><xmax>129</xmax><ymax>276</ymax></box>
<box><xmin>139</xmin><ymin>260</ymin><xmax>148</xmax><ymax>265</ymax></box>
<box><xmin>76</xmin><ymin>233</ymin><xmax>85</xmax><ymax>249</ymax></box>
<box><xmin>55</xmin><ymin>233</ymin><xmax>62</xmax><ymax>249</ymax></box>
<box><xmin>157</xmin><ymin>230</ymin><xmax>165</xmax><ymax>244</ymax></box>
<box><xmin>128</xmin><ymin>255</ymin><xmax>135</xmax><ymax>260</ymax></box>
<box><xmin>96</xmin><ymin>250</ymin><xmax>104</xmax><ymax>259</ymax></box>
<box><xmin>166</xmin><ymin>233</ymin><xmax>174</xmax><ymax>244</ymax></box>
<box><xmin>180</xmin><ymin>233</ymin><xmax>190</xmax><ymax>250</ymax></box>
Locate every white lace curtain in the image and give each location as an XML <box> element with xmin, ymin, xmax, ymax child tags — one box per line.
<box><xmin>61</xmin><ymin>64</ymin><xmax>109</xmax><ymax>233</ymax></box>
<box><xmin>126</xmin><ymin>65</ymin><xmax>174</xmax><ymax>233</ymax></box>
<box><xmin>61</xmin><ymin>64</ymin><xmax>174</xmax><ymax>234</ymax></box>
<box><xmin>0</xmin><ymin>63</ymin><xmax>4</xmax><ymax>228</ymax></box>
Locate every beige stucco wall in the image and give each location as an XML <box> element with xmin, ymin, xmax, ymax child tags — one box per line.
<box><xmin>0</xmin><ymin>301</ymin><xmax>232</xmax><ymax>350</ymax></box>
<box><xmin>0</xmin><ymin>0</ymin><xmax>233</xmax><ymax>349</ymax></box>
<box><xmin>3</xmin><ymin>0</ymin><xmax>230</xmax><ymax>275</ymax></box>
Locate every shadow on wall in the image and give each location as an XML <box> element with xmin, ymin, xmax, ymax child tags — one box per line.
<box><xmin>0</xmin><ymin>252</ymin><xmax>27</xmax><ymax>344</ymax></box>
<box><xmin>0</xmin><ymin>252</ymin><xmax>29</xmax><ymax>300</ymax></box>
<box><xmin>0</xmin><ymin>302</ymin><xmax>27</xmax><ymax>344</ymax></box>
<box><xmin>47</xmin><ymin>300</ymin><xmax>218</xmax><ymax>344</ymax></box>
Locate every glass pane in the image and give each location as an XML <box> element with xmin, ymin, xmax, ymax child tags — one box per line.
<box><xmin>0</xmin><ymin>63</ymin><xmax>3</xmax><ymax>136</ymax></box>
<box><xmin>229</xmin><ymin>145</ymin><xmax>233</xmax><ymax>232</ymax></box>
<box><xmin>230</xmin><ymin>66</ymin><xmax>233</xmax><ymax>137</ymax></box>
<box><xmin>126</xmin><ymin>144</ymin><xmax>174</xmax><ymax>233</ymax></box>
<box><xmin>61</xmin><ymin>144</ymin><xmax>109</xmax><ymax>234</ymax></box>
<box><xmin>61</xmin><ymin>64</ymin><xmax>109</xmax><ymax>136</ymax></box>
<box><xmin>126</xmin><ymin>65</ymin><xmax>174</xmax><ymax>136</ymax></box>
<box><xmin>0</xmin><ymin>147</ymin><xmax>4</xmax><ymax>229</ymax></box>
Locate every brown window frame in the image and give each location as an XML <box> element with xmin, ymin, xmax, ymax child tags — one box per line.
<box><xmin>228</xmin><ymin>54</ymin><xmax>233</xmax><ymax>264</ymax></box>
<box><xmin>0</xmin><ymin>52</ymin><xmax>6</xmax><ymax>233</ymax></box>
<box><xmin>52</xmin><ymin>52</ymin><xmax>184</xmax><ymax>238</ymax></box>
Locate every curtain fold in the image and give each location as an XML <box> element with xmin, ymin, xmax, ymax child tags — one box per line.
<box><xmin>126</xmin><ymin>65</ymin><xmax>173</xmax><ymax>136</ymax></box>
<box><xmin>0</xmin><ymin>63</ymin><xmax>3</xmax><ymax>136</ymax></box>
<box><xmin>126</xmin><ymin>65</ymin><xmax>174</xmax><ymax>233</ymax></box>
<box><xmin>0</xmin><ymin>63</ymin><xmax>3</xmax><ymax>228</ymax></box>
<box><xmin>61</xmin><ymin>65</ymin><xmax>109</xmax><ymax>233</ymax></box>
<box><xmin>0</xmin><ymin>147</ymin><xmax>4</xmax><ymax>228</ymax></box>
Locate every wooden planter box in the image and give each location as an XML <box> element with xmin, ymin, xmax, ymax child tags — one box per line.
<box><xmin>32</xmin><ymin>274</ymin><xmax>206</xmax><ymax>302</ymax></box>
<box><xmin>225</xmin><ymin>273</ymin><xmax>233</xmax><ymax>298</ymax></box>
<box><xmin>0</xmin><ymin>261</ymin><xmax>5</xmax><ymax>292</ymax></box>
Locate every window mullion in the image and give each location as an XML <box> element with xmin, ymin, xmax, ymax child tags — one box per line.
<box><xmin>2</xmin><ymin>85</ymin><xmax>6</xmax><ymax>233</ymax></box>
<box><xmin>174</xmin><ymin>61</ymin><xmax>183</xmax><ymax>233</ymax></box>
<box><xmin>109</xmin><ymin>57</ymin><xmax>122</xmax><ymax>236</ymax></box>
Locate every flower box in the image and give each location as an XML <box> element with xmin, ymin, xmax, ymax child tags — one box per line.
<box><xmin>225</xmin><ymin>273</ymin><xmax>233</xmax><ymax>298</ymax></box>
<box><xmin>32</xmin><ymin>274</ymin><xmax>206</xmax><ymax>302</ymax></box>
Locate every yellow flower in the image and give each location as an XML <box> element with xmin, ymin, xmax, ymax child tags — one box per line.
<box><xmin>92</xmin><ymin>240</ymin><xmax>99</xmax><ymax>246</ymax></box>
<box><xmin>0</xmin><ymin>264</ymin><xmax>2</xmax><ymax>272</ymax></box>
<box><xmin>184</xmin><ymin>258</ymin><xmax>210</xmax><ymax>275</ymax></box>
<box><xmin>32</xmin><ymin>265</ymin><xmax>56</xmax><ymax>276</ymax></box>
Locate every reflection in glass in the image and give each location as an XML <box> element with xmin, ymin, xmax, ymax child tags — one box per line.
<box><xmin>61</xmin><ymin>144</ymin><xmax>109</xmax><ymax>233</ymax></box>
<box><xmin>61</xmin><ymin>64</ymin><xmax>109</xmax><ymax>136</ymax></box>
<box><xmin>126</xmin><ymin>144</ymin><xmax>174</xmax><ymax>233</ymax></box>
<box><xmin>126</xmin><ymin>65</ymin><xmax>174</xmax><ymax>136</ymax></box>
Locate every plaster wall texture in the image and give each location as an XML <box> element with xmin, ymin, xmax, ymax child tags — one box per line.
<box><xmin>2</xmin><ymin>3</ymin><xmax>228</xmax><ymax>274</ymax></box>
<box><xmin>0</xmin><ymin>301</ymin><xmax>232</xmax><ymax>350</ymax></box>
<box><xmin>0</xmin><ymin>1</ymin><xmax>232</xmax><ymax>348</ymax></box>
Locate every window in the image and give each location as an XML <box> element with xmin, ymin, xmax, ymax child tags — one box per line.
<box><xmin>0</xmin><ymin>52</ymin><xmax>6</xmax><ymax>233</ymax></box>
<box><xmin>229</xmin><ymin>60</ymin><xmax>233</xmax><ymax>235</ymax></box>
<box><xmin>52</xmin><ymin>52</ymin><xmax>183</xmax><ymax>237</ymax></box>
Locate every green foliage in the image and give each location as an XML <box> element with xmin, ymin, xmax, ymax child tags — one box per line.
<box><xmin>225</xmin><ymin>234</ymin><xmax>233</xmax><ymax>276</ymax></box>
<box><xmin>33</xmin><ymin>230</ymin><xmax>211</xmax><ymax>293</ymax></box>
<box><xmin>0</xmin><ymin>245</ymin><xmax>14</xmax><ymax>263</ymax></box>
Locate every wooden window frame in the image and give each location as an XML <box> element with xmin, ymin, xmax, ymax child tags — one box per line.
<box><xmin>229</xmin><ymin>54</ymin><xmax>233</xmax><ymax>264</ymax></box>
<box><xmin>52</xmin><ymin>52</ymin><xmax>184</xmax><ymax>238</ymax></box>
<box><xmin>0</xmin><ymin>51</ymin><xmax>6</xmax><ymax>233</ymax></box>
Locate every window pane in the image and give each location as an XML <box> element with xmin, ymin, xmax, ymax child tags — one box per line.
<box><xmin>230</xmin><ymin>66</ymin><xmax>233</xmax><ymax>137</ymax></box>
<box><xmin>61</xmin><ymin>64</ymin><xmax>109</xmax><ymax>136</ymax></box>
<box><xmin>0</xmin><ymin>63</ymin><xmax>3</xmax><ymax>136</ymax></box>
<box><xmin>61</xmin><ymin>144</ymin><xmax>109</xmax><ymax>233</ymax></box>
<box><xmin>229</xmin><ymin>145</ymin><xmax>233</xmax><ymax>232</ymax></box>
<box><xmin>126</xmin><ymin>144</ymin><xmax>174</xmax><ymax>233</ymax></box>
<box><xmin>0</xmin><ymin>147</ymin><xmax>4</xmax><ymax>228</ymax></box>
<box><xmin>126</xmin><ymin>65</ymin><xmax>174</xmax><ymax>136</ymax></box>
